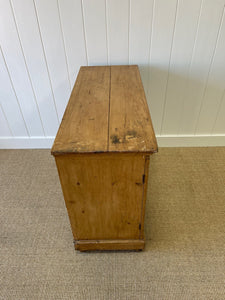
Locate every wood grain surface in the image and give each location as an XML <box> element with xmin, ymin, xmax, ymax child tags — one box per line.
<box><xmin>109</xmin><ymin>65</ymin><xmax>157</xmax><ymax>152</ymax></box>
<box><xmin>74</xmin><ymin>239</ymin><xmax>145</xmax><ymax>251</ymax></box>
<box><xmin>51</xmin><ymin>66</ymin><xmax>110</xmax><ymax>154</ymax></box>
<box><xmin>51</xmin><ymin>65</ymin><xmax>158</xmax><ymax>155</ymax></box>
<box><xmin>55</xmin><ymin>153</ymin><xmax>148</xmax><ymax>241</ymax></box>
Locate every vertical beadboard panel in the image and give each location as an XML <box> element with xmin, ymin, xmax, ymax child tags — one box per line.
<box><xmin>129</xmin><ymin>0</ymin><xmax>154</xmax><ymax>93</ymax></box>
<box><xmin>11</xmin><ymin>0</ymin><xmax>59</xmax><ymax>136</ymax></box>
<box><xmin>0</xmin><ymin>0</ymin><xmax>44</xmax><ymax>136</ymax></box>
<box><xmin>1</xmin><ymin>0</ymin><xmax>225</xmax><ymax>147</ymax></box>
<box><xmin>34</xmin><ymin>0</ymin><xmax>71</xmax><ymax>121</ymax></box>
<box><xmin>0</xmin><ymin>105</ymin><xmax>12</xmax><ymax>136</ymax></box>
<box><xmin>195</xmin><ymin>8</ymin><xmax>225</xmax><ymax>134</ymax></box>
<box><xmin>0</xmin><ymin>48</ymin><xmax>28</xmax><ymax>136</ymax></box>
<box><xmin>82</xmin><ymin>0</ymin><xmax>108</xmax><ymax>65</ymax></box>
<box><xmin>161</xmin><ymin>0</ymin><xmax>202</xmax><ymax>135</ymax></box>
<box><xmin>106</xmin><ymin>0</ymin><xmax>129</xmax><ymax>64</ymax></box>
<box><xmin>179</xmin><ymin>0</ymin><xmax>225</xmax><ymax>135</ymax></box>
<box><xmin>58</xmin><ymin>0</ymin><xmax>87</xmax><ymax>84</ymax></box>
<box><xmin>147</xmin><ymin>0</ymin><xmax>178</xmax><ymax>134</ymax></box>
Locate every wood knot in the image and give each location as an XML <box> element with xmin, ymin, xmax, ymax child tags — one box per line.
<box><xmin>111</xmin><ymin>135</ymin><xmax>120</xmax><ymax>144</ymax></box>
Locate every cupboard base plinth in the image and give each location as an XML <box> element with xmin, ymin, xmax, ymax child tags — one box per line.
<box><xmin>74</xmin><ymin>239</ymin><xmax>145</xmax><ymax>251</ymax></box>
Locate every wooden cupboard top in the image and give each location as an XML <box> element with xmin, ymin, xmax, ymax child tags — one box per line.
<box><xmin>51</xmin><ymin>65</ymin><xmax>158</xmax><ymax>155</ymax></box>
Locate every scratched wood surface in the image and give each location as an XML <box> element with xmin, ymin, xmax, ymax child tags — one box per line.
<box><xmin>109</xmin><ymin>65</ymin><xmax>157</xmax><ymax>152</ymax></box>
<box><xmin>55</xmin><ymin>153</ymin><xmax>148</xmax><ymax>241</ymax></box>
<box><xmin>51</xmin><ymin>66</ymin><xmax>110</xmax><ymax>154</ymax></box>
<box><xmin>51</xmin><ymin>65</ymin><xmax>157</xmax><ymax>155</ymax></box>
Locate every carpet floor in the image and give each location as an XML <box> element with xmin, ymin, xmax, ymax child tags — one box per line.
<box><xmin>0</xmin><ymin>148</ymin><xmax>224</xmax><ymax>300</ymax></box>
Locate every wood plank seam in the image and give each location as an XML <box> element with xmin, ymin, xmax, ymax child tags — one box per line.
<box><xmin>107</xmin><ymin>66</ymin><xmax>111</xmax><ymax>151</ymax></box>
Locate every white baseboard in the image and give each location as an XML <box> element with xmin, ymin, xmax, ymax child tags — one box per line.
<box><xmin>0</xmin><ymin>135</ymin><xmax>225</xmax><ymax>149</ymax></box>
<box><xmin>156</xmin><ymin>135</ymin><xmax>225</xmax><ymax>147</ymax></box>
<box><xmin>0</xmin><ymin>137</ymin><xmax>55</xmax><ymax>149</ymax></box>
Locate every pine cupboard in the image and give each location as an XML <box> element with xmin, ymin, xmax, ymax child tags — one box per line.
<box><xmin>51</xmin><ymin>65</ymin><xmax>158</xmax><ymax>251</ymax></box>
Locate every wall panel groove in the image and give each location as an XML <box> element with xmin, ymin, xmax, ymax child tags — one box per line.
<box><xmin>12</xmin><ymin>0</ymin><xmax>60</xmax><ymax>136</ymax></box>
<box><xmin>104</xmin><ymin>0</ymin><xmax>109</xmax><ymax>65</ymax></box>
<box><xmin>0</xmin><ymin>45</ymin><xmax>29</xmax><ymax>136</ymax></box>
<box><xmin>146</xmin><ymin>0</ymin><xmax>155</xmax><ymax>97</ymax></box>
<box><xmin>160</xmin><ymin>0</ymin><xmax>179</xmax><ymax>135</ymax></box>
<box><xmin>0</xmin><ymin>103</ymin><xmax>12</xmax><ymax>136</ymax></box>
<box><xmin>10</xmin><ymin>0</ymin><xmax>46</xmax><ymax>136</ymax></box>
<box><xmin>58</xmin><ymin>0</ymin><xmax>87</xmax><ymax>85</ymax></box>
<box><xmin>129</xmin><ymin>0</ymin><xmax>154</xmax><ymax>93</ymax></box>
<box><xmin>0</xmin><ymin>0</ymin><xmax>44</xmax><ymax>136</ymax></box>
<box><xmin>81</xmin><ymin>0</ymin><xmax>89</xmax><ymax>66</ymax></box>
<box><xmin>195</xmin><ymin>5</ymin><xmax>225</xmax><ymax>134</ymax></box>
<box><xmin>57</xmin><ymin>0</ymin><xmax>72</xmax><ymax>90</ymax></box>
<box><xmin>82</xmin><ymin>0</ymin><xmax>108</xmax><ymax>65</ymax></box>
<box><xmin>32</xmin><ymin>0</ymin><xmax>60</xmax><ymax>126</ymax></box>
<box><xmin>177</xmin><ymin>0</ymin><xmax>203</xmax><ymax>135</ymax></box>
<box><xmin>211</xmin><ymin>88</ymin><xmax>225</xmax><ymax>134</ymax></box>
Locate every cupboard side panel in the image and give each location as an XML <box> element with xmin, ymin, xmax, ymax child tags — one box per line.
<box><xmin>55</xmin><ymin>154</ymin><xmax>146</xmax><ymax>240</ymax></box>
<box><xmin>54</xmin><ymin>156</ymin><xmax>78</xmax><ymax>240</ymax></box>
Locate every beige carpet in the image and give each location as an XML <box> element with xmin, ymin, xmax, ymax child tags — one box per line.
<box><xmin>0</xmin><ymin>148</ymin><xmax>224</xmax><ymax>300</ymax></box>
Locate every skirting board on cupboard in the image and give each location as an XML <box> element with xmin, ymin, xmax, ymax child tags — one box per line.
<box><xmin>0</xmin><ymin>135</ymin><xmax>225</xmax><ymax>149</ymax></box>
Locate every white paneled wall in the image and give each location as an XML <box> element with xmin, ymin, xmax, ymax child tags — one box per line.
<box><xmin>0</xmin><ymin>0</ymin><xmax>225</xmax><ymax>148</ymax></box>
